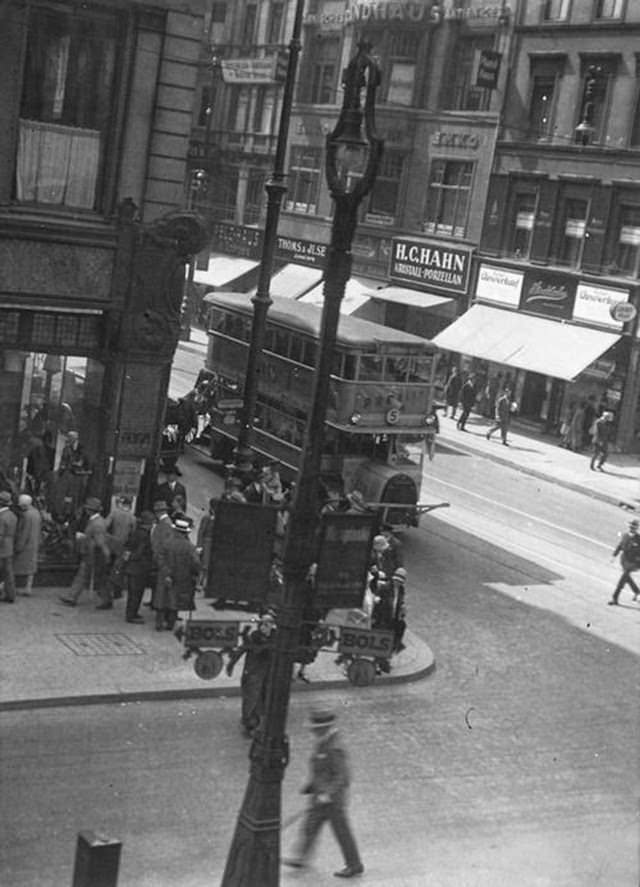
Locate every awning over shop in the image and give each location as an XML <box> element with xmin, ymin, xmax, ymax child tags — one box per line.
<box><xmin>299</xmin><ymin>275</ymin><xmax>381</xmax><ymax>315</ymax></box>
<box><xmin>193</xmin><ymin>254</ymin><xmax>259</xmax><ymax>288</ymax></box>
<box><xmin>364</xmin><ymin>285</ymin><xmax>454</xmax><ymax>310</ymax></box>
<box><xmin>265</xmin><ymin>264</ymin><xmax>324</xmax><ymax>299</ymax></box>
<box><xmin>432</xmin><ymin>304</ymin><xmax>620</xmax><ymax>381</ymax></box>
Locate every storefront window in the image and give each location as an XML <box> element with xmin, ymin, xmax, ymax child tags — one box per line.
<box><xmin>0</xmin><ymin>351</ymin><xmax>104</xmax><ymax>512</ymax></box>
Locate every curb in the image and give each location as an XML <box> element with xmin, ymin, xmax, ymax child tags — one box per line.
<box><xmin>0</xmin><ymin>636</ymin><xmax>436</xmax><ymax>713</ymax></box>
<box><xmin>438</xmin><ymin>433</ymin><xmax>634</xmax><ymax>510</ymax></box>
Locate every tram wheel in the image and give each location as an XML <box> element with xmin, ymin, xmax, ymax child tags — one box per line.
<box><xmin>346</xmin><ymin>657</ymin><xmax>376</xmax><ymax>687</ymax></box>
<box><xmin>194</xmin><ymin>650</ymin><xmax>223</xmax><ymax>680</ymax></box>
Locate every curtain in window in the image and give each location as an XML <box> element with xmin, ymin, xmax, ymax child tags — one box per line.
<box><xmin>16</xmin><ymin>119</ymin><xmax>99</xmax><ymax>209</ymax></box>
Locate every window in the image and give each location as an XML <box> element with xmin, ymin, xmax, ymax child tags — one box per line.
<box><xmin>307</xmin><ymin>36</ymin><xmax>340</xmax><ymax>104</ymax></box>
<box><xmin>242</xmin><ymin>4</ymin><xmax>257</xmax><ymax>46</ymax></box>
<box><xmin>594</xmin><ymin>0</ymin><xmax>624</xmax><ymax>19</ymax></box>
<box><xmin>442</xmin><ymin>37</ymin><xmax>492</xmax><ymax>111</ymax></box>
<box><xmin>385</xmin><ymin>31</ymin><xmax>420</xmax><ymax>106</ymax></box>
<box><xmin>17</xmin><ymin>4</ymin><xmax>121</xmax><ymax>210</ymax></box>
<box><xmin>613</xmin><ymin>205</ymin><xmax>640</xmax><ymax>275</ymax></box>
<box><xmin>556</xmin><ymin>197</ymin><xmax>589</xmax><ymax>267</ymax></box>
<box><xmin>529</xmin><ymin>76</ymin><xmax>557</xmax><ymax>139</ymax></box>
<box><xmin>542</xmin><ymin>0</ymin><xmax>571</xmax><ymax>20</ymax></box>
<box><xmin>508</xmin><ymin>192</ymin><xmax>537</xmax><ymax>258</ymax></box>
<box><xmin>210</xmin><ymin>2</ymin><xmax>227</xmax><ymax>23</ymax></box>
<box><xmin>366</xmin><ymin>151</ymin><xmax>404</xmax><ymax>222</ymax></box>
<box><xmin>244</xmin><ymin>169</ymin><xmax>266</xmax><ymax>225</ymax></box>
<box><xmin>423</xmin><ymin>160</ymin><xmax>473</xmax><ymax>238</ymax></box>
<box><xmin>267</xmin><ymin>3</ymin><xmax>284</xmax><ymax>44</ymax></box>
<box><xmin>285</xmin><ymin>146</ymin><xmax>322</xmax><ymax>214</ymax></box>
<box><xmin>574</xmin><ymin>64</ymin><xmax>613</xmax><ymax>145</ymax></box>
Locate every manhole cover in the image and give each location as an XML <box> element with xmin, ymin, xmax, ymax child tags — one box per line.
<box><xmin>56</xmin><ymin>633</ymin><xmax>146</xmax><ymax>657</ymax></box>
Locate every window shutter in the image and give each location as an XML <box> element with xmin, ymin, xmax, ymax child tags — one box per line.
<box><xmin>479</xmin><ymin>174</ymin><xmax>509</xmax><ymax>256</ymax></box>
<box><xmin>529</xmin><ymin>179</ymin><xmax>558</xmax><ymax>262</ymax></box>
<box><xmin>581</xmin><ymin>185</ymin><xmax>612</xmax><ymax>274</ymax></box>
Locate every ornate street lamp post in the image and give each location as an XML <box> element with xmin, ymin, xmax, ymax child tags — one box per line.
<box><xmin>233</xmin><ymin>0</ymin><xmax>306</xmax><ymax>477</ymax></box>
<box><xmin>220</xmin><ymin>40</ymin><xmax>383</xmax><ymax>887</ymax></box>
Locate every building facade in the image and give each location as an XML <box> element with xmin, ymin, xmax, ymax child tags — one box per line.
<box><xmin>437</xmin><ymin>0</ymin><xmax>640</xmax><ymax>449</ymax></box>
<box><xmin>0</xmin><ymin>0</ymin><xmax>205</xmax><ymax>513</ymax></box>
<box><xmin>188</xmin><ymin>0</ymin><xmax>514</xmax><ymax>347</ymax></box>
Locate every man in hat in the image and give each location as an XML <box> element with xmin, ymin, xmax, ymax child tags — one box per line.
<box><xmin>14</xmin><ymin>494</ymin><xmax>42</xmax><ymax>597</ymax></box>
<box><xmin>153</xmin><ymin>468</ymin><xmax>187</xmax><ymax>517</ymax></box>
<box><xmin>60</xmin><ymin>497</ymin><xmax>111</xmax><ymax>607</ymax></box>
<box><xmin>226</xmin><ymin>610</ymin><xmax>277</xmax><ymax>737</ymax></box>
<box><xmin>609</xmin><ymin>518</ymin><xmax>640</xmax><ymax>605</ymax></box>
<box><xmin>0</xmin><ymin>489</ymin><xmax>17</xmax><ymax>603</ymax></box>
<box><xmin>284</xmin><ymin>708</ymin><xmax>364</xmax><ymax>879</ymax></box>
<box><xmin>150</xmin><ymin>500</ymin><xmax>176</xmax><ymax>629</ymax></box>
<box><xmin>156</xmin><ymin>515</ymin><xmax>200</xmax><ymax>630</ymax></box>
<box><xmin>590</xmin><ymin>410</ymin><xmax>615</xmax><ymax>471</ymax></box>
<box><xmin>122</xmin><ymin>510</ymin><xmax>155</xmax><ymax>623</ymax></box>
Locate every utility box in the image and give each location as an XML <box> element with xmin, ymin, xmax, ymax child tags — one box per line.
<box><xmin>71</xmin><ymin>831</ymin><xmax>121</xmax><ymax>887</ymax></box>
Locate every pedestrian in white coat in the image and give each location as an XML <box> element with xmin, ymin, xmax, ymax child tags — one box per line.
<box><xmin>14</xmin><ymin>494</ymin><xmax>42</xmax><ymax>596</ymax></box>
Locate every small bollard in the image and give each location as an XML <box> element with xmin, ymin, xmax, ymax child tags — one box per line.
<box><xmin>71</xmin><ymin>830</ymin><xmax>121</xmax><ymax>887</ymax></box>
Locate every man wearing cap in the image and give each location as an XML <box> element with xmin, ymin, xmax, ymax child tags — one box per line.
<box><xmin>609</xmin><ymin>518</ymin><xmax>640</xmax><ymax>605</ymax></box>
<box><xmin>285</xmin><ymin>709</ymin><xmax>364</xmax><ymax>879</ymax></box>
<box><xmin>226</xmin><ymin>611</ymin><xmax>276</xmax><ymax>737</ymax></box>
<box><xmin>0</xmin><ymin>490</ymin><xmax>17</xmax><ymax>603</ymax></box>
<box><xmin>14</xmin><ymin>494</ymin><xmax>42</xmax><ymax>597</ymax></box>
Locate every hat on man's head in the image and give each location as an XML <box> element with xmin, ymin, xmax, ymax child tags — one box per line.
<box><xmin>84</xmin><ymin>496</ymin><xmax>102</xmax><ymax>512</ymax></box>
<box><xmin>0</xmin><ymin>490</ymin><xmax>12</xmax><ymax>505</ymax></box>
<box><xmin>18</xmin><ymin>494</ymin><xmax>32</xmax><ymax>508</ymax></box>
<box><xmin>173</xmin><ymin>516</ymin><xmax>192</xmax><ymax>533</ymax></box>
<box><xmin>372</xmin><ymin>534</ymin><xmax>390</xmax><ymax>552</ymax></box>
<box><xmin>308</xmin><ymin>709</ymin><xmax>336</xmax><ymax>730</ymax></box>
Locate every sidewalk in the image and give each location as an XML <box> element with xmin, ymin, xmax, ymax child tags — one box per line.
<box><xmin>0</xmin><ymin>588</ymin><xmax>434</xmax><ymax>711</ymax></box>
<box><xmin>437</xmin><ymin>411</ymin><xmax>640</xmax><ymax>510</ymax></box>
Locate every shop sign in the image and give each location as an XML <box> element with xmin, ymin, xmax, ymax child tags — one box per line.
<box><xmin>303</xmin><ymin>2</ymin><xmax>511</xmax><ymax>26</ymax></box>
<box><xmin>573</xmin><ymin>283</ymin><xmax>631</xmax><ymax>330</ymax></box>
<box><xmin>389</xmin><ymin>236</ymin><xmax>472</xmax><ymax>295</ymax></box>
<box><xmin>519</xmin><ymin>270</ymin><xmax>576</xmax><ymax>320</ymax></box>
<box><xmin>220</xmin><ymin>57</ymin><xmax>281</xmax><ymax>85</ymax></box>
<box><xmin>276</xmin><ymin>234</ymin><xmax>328</xmax><ymax>268</ymax></box>
<box><xmin>111</xmin><ymin>458</ymin><xmax>143</xmax><ymax>501</ymax></box>
<box><xmin>210</xmin><ymin>221</ymin><xmax>262</xmax><ymax>259</ymax></box>
<box><xmin>432</xmin><ymin>131</ymin><xmax>480</xmax><ymax>150</ymax></box>
<box><xmin>475</xmin><ymin>264</ymin><xmax>523</xmax><ymax>307</ymax></box>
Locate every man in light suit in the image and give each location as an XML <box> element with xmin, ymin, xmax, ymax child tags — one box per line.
<box><xmin>0</xmin><ymin>490</ymin><xmax>17</xmax><ymax>603</ymax></box>
<box><xmin>60</xmin><ymin>497</ymin><xmax>111</xmax><ymax>608</ymax></box>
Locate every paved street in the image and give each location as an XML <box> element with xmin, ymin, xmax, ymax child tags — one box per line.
<box><xmin>2</xmin><ymin>430</ymin><xmax>638</xmax><ymax>885</ymax></box>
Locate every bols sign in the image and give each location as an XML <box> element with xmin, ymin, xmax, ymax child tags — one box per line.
<box><xmin>389</xmin><ymin>236</ymin><xmax>472</xmax><ymax>295</ymax></box>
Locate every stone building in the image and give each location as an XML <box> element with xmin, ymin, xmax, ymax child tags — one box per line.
<box><xmin>0</xmin><ymin>0</ymin><xmax>206</xmax><ymax>512</ymax></box>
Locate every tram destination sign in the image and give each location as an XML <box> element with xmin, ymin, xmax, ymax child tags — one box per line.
<box><xmin>389</xmin><ymin>236</ymin><xmax>472</xmax><ymax>295</ymax></box>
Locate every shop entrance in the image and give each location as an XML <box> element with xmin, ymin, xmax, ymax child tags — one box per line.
<box><xmin>519</xmin><ymin>371</ymin><xmax>547</xmax><ymax>421</ymax></box>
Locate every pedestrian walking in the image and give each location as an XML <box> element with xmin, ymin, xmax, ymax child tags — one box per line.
<box><xmin>153</xmin><ymin>467</ymin><xmax>187</xmax><ymax>516</ymax></box>
<box><xmin>0</xmin><ymin>489</ymin><xmax>18</xmax><ymax>603</ymax></box>
<box><xmin>196</xmin><ymin>497</ymin><xmax>216</xmax><ymax>591</ymax></box>
<box><xmin>13</xmin><ymin>494</ymin><xmax>42</xmax><ymax>596</ymax></box>
<box><xmin>226</xmin><ymin>610</ymin><xmax>277</xmax><ymax>737</ymax></box>
<box><xmin>60</xmin><ymin>497</ymin><xmax>111</xmax><ymax>608</ymax></box>
<box><xmin>105</xmin><ymin>495</ymin><xmax>136</xmax><ymax>600</ymax></box>
<box><xmin>443</xmin><ymin>366</ymin><xmax>462</xmax><ymax>419</ymax></box>
<box><xmin>122</xmin><ymin>510</ymin><xmax>155</xmax><ymax>623</ymax></box>
<box><xmin>486</xmin><ymin>388</ymin><xmax>513</xmax><ymax>446</ymax></box>
<box><xmin>423</xmin><ymin>407</ymin><xmax>439</xmax><ymax>460</ymax></box>
<box><xmin>152</xmin><ymin>511</ymin><xmax>198</xmax><ymax>630</ymax></box>
<box><xmin>284</xmin><ymin>709</ymin><xmax>364</xmax><ymax>879</ymax></box>
<box><xmin>590</xmin><ymin>411</ymin><xmax>615</xmax><ymax>471</ymax></box>
<box><xmin>608</xmin><ymin>518</ymin><xmax>640</xmax><ymax>606</ymax></box>
<box><xmin>456</xmin><ymin>373</ymin><xmax>476</xmax><ymax>432</ymax></box>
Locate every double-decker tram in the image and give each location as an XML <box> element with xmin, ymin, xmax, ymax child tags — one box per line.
<box><xmin>198</xmin><ymin>291</ymin><xmax>440</xmax><ymax>528</ymax></box>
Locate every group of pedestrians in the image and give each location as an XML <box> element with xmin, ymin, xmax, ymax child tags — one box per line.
<box><xmin>0</xmin><ymin>491</ymin><xmax>42</xmax><ymax>602</ymax></box>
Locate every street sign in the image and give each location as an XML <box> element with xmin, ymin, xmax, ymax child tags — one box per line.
<box><xmin>185</xmin><ymin>620</ymin><xmax>240</xmax><ymax>648</ymax></box>
<box><xmin>337</xmin><ymin>626</ymin><xmax>394</xmax><ymax>659</ymax></box>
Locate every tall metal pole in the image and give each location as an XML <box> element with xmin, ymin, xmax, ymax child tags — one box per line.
<box><xmin>220</xmin><ymin>43</ymin><xmax>383</xmax><ymax>887</ymax></box>
<box><xmin>234</xmin><ymin>0</ymin><xmax>306</xmax><ymax>477</ymax></box>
